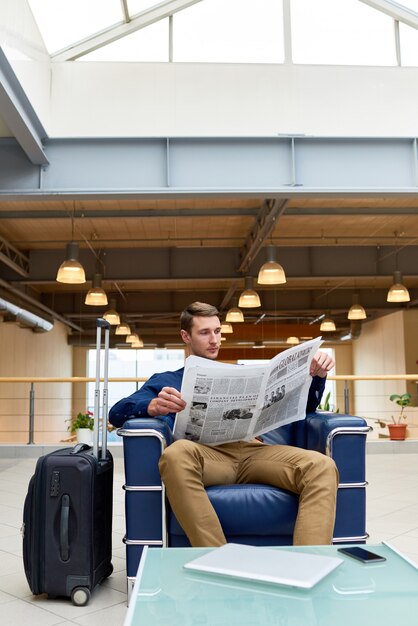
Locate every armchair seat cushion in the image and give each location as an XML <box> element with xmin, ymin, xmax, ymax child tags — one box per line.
<box><xmin>168</xmin><ymin>483</ymin><xmax>299</xmax><ymax>545</ymax></box>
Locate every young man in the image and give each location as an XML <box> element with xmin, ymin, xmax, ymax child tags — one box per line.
<box><xmin>109</xmin><ymin>302</ymin><xmax>338</xmax><ymax>547</ymax></box>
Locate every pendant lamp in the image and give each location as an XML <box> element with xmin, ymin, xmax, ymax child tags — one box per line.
<box><xmin>347</xmin><ymin>294</ymin><xmax>367</xmax><ymax>320</ymax></box>
<box><xmin>257</xmin><ymin>246</ymin><xmax>286</xmax><ymax>285</ymax></box>
<box><xmin>85</xmin><ymin>273</ymin><xmax>108</xmax><ymax>306</ymax></box>
<box><xmin>103</xmin><ymin>298</ymin><xmax>120</xmax><ymax>325</ymax></box>
<box><xmin>320</xmin><ymin>316</ymin><xmax>336</xmax><ymax>332</ymax></box>
<box><xmin>387</xmin><ymin>271</ymin><xmax>410</xmax><ymax>303</ymax></box>
<box><xmin>56</xmin><ymin>242</ymin><xmax>86</xmax><ymax>284</ymax></box>
<box><xmin>238</xmin><ymin>277</ymin><xmax>261</xmax><ymax>308</ymax></box>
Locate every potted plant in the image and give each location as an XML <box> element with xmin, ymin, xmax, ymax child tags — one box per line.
<box><xmin>374</xmin><ymin>393</ymin><xmax>411</xmax><ymax>441</ymax></box>
<box><xmin>68</xmin><ymin>411</ymin><xmax>94</xmax><ymax>445</ymax></box>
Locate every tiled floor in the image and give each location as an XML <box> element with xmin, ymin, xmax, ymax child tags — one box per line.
<box><xmin>1</xmin><ymin>451</ymin><xmax>418</xmax><ymax>625</ymax></box>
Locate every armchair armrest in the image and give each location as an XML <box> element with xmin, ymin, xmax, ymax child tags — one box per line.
<box><xmin>118</xmin><ymin>418</ymin><xmax>173</xmax><ymax>487</ymax></box>
<box><xmin>306</xmin><ymin>411</ymin><xmax>370</xmax><ymax>484</ymax></box>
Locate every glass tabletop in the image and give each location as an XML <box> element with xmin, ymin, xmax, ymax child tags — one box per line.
<box><xmin>125</xmin><ymin>544</ymin><xmax>418</xmax><ymax>626</ymax></box>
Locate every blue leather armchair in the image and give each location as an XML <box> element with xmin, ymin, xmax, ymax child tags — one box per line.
<box><xmin>118</xmin><ymin>412</ymin><xmax>369</xmax><ymax>597</ymax></box>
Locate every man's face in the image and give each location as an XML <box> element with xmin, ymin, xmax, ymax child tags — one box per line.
<box><xmin>180</xmin><ymin>315</ymin><xmax>221</xmax><ymax>360</ymax></box>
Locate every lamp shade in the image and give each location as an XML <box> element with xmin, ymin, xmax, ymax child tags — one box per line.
<box><xmin>103</xmin><ymin>298</ymin><xmax>120</xmax><ymax>325</ymax></box>
<box><xmin>126</xmin><ymin>332</ymin><xmax>139</xmax><ymax>344</ymax></box>
<box><xmin>225</xmin><ymin>307</ymin><xmax>244</xmax><ymax>323</ymax></box>
<box><xmin>387</xmin><ymin>271</ymin><xmax>410</xmax><ymax>303</ymax></box>
<box><xmin>238</xmin><ymin>277</ymin><xmax>261</xmax><ymax>308</ymax></box>
<box><xmin>115</xmin><ymin>318</ymin><xmax>131</xmax><ymax>335</ymax></box>
<box><xmin>347</xmin><ymin>294</ymin><xmax>366</xmax><ymax>320</ymax></box>
<box><xmin>131</xmin><ymin>337</ymin><xmax>144</xmax><ymax>348</ymax></box>
<box><xmin>257</xmin><ymin>246</ymin><xmax>286</xmax><ymax>285</ymax></box>
<box><xmin>85</xmin><ymin>273</ymin><xmax>108</xmax><ymax>306</ymax></box>
<box><xmin>56</xmin><ymin>242</ymin><xmax>86</xmax><ymax>284</ymax></box>
<box><xmin>126</xmin><ymin>324</ymin><xmax>141</xmax><ymax>344</ymax></box>
<box><xmin>320</xmin><ymin>316</ymin><xmax>336</xmax><ymax>332</ymax></box>
<box><xmin>286</xmin><ymin>336</ymin><xmax>299</xmax><ymax>345</ymax></box>
<box><xmin>221</xmin><ymin>322</ymin><xmax>233</xmax><ymax>334</ymax></box>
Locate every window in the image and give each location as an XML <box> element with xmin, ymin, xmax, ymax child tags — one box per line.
<box><xmin>87</xmin><ymin>348</ymin><xmax>184</xmax><ymax>411</ymax></box>
<box><xmin>173</xmin><ymin>0</ymin><xmax>284</xmax><ymax>63</ymax></box>
<box><xmin>291</xmin><ymin>0</ymin><xmax>396</xmax><ymax>66</ymax></box>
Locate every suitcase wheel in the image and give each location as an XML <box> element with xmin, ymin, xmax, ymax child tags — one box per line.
<box><xmin>71</xmin><ymin>586</ymin><xmax>91</xmax><ymax>607</ymax></box>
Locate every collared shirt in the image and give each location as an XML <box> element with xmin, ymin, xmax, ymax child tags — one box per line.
<box><xmin>109</xmin><ymin>367</ymin><xmax>326</xmax><ymax>430</ymax></box>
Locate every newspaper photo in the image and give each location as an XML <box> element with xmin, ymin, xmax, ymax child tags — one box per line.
<box><xmin>173</xmin><ymin>337</ymin><xmax>323</xmax><ymax>445</ymax></box>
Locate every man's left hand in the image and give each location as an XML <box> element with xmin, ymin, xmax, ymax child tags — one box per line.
<box><xmin>310</xmin><ymin>351</ymin><xmax>335</xmax><ymax>378</ymax></box>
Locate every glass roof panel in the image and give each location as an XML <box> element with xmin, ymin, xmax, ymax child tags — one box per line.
<box><xmin>78</xmin><ymin>18</ymin><xmax>169</xmax><ymax>62</ymax></box>
<box><xmin>400</xmin><ymin>23</ymin><xmax>418</xmax><ymax>66</ymax></box>
<box><xmin>397</xmin><ymin>1</ymin><xmax>418</xmax><ymax>10</ymax></box>
<box><xmin>173</xmin><ymin>0</ymin><xmax>284</xmax><ymax>63</ymax></box>
<box><xmin>291</xmin><ymin>0</ymin><xmax>396</xmax><ymax>66</ymax></box>
<box><xmin>128</xmin><ymin>0</ymin><xmax>166</xmax><ymax>15</ymax></box>
<box><xmin>27</xmin><ymin>0</ymin><xmax>123</xmax><ymax>54</ymax></box>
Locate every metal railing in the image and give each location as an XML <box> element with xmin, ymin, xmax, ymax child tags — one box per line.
<box><xmin>0</xmin><ymin>375</ymin><xmax>417</xmax><ymax>444</ymax></box>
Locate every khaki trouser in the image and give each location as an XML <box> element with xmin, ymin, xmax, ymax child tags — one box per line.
<box><xmin>159</xmin><ymin>439</ymin><xmax>339</xmax><ymax>547</ymax></box>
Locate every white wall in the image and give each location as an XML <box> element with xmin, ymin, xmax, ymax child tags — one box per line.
<box><xmin>48</xmin><ymin>62</ymin><xmax>418</xmax><ymax>137</ymax></box>
<box><xmin>352</xmin><ymin>311</ymin><xmax>418</xmax><ymax>438</ymax></box>
<box><xmin>0</xmin><ymin>0</ymin><xmax>51</xmax><ymax>128</ymax></box>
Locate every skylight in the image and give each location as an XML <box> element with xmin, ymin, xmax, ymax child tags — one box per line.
<box><xmin>291</xmin><ymin>0</ymin><xmax>397</xmax><ymax>65</ymax></box>
<box><xmin>26</xmin><ymin>0</ymin><xmax>418</xmax><ymax>66</ymax></box>
<box><xmin>27</xmin><ymin>0</ymin><xmax>123</xmax><ymax>54</ymax></box>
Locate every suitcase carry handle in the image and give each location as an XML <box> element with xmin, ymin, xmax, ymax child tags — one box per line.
<box><xmin>70</xmin><ymin>443</ymin><xmax>91</xmax><ymax>455</ymax></box>
<box><xmin>60</xmin><ymin>494</ymin><xmax>70</xmax><ymax>561</ymax></box>
<box><xmin>93</xmin><ymin>318</ymin><xmax>111</xmax><ymax>460</ymax></box>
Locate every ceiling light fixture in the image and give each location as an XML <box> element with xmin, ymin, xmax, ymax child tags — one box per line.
<box><xmin>238</xmin><ymin>276</ymin><xmax>261</xmax><ymax>308</ymax></box>
<box><xmin>221</xmin><ymin>322</ymin><xmax>233</xmax><ymax>333</ymax></box>
<box><xmin>103</xmin><ymin>298</ymin><xmax>120</xmax><ymax>325</ymax></box>
<box><xmin>115</xmin><ymin>316</ymin><xmax>131</xmax><ymax>336</ymax></box>
<box><xmin>387</xmin><ymin>270</ymin><xmax>410</xmax><ymax>303</ymax></box>
<box><xmin>225</xmin><ymin>306</ymin><xmax>244</xmax><ymax>323</ymax></box>
<box><xmin>286</xmin><ymin>336</ymin><xmax>299</xmax><ymax>345</ymax></box>
<box><xmin>347</xmin><ymin>293</ymin><xmax>367</xmax><ymax>320</ymax></box>
<box><xmin>84</xmin><ymin>273</ymin><xmax>108</xmax><ymax>306</ymax></box>
<box><xmin>320</xmin><ymin>316</ymin><xmax>336</xmax><ymax>332</ymax></box>
<box><xmin>126</xmin><ymin>324</ymin><xmax>143</xmax><ymax>346</ymax></box>
<box><xmin>56</xmin><ymin>241</ymin><xmax>86</xmax><ymax>284</ymax></box>
<box><xmin>257</xmin><ymin>245</ymin><xmax>286</xmax><ymax>285</ymax></box>
<box><xmin>131</xmin><ymin>337</ymin><xmax>144</xmax><ymax>348</ymax></box>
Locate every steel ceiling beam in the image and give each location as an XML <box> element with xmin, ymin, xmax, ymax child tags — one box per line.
<box><xmin>0</xmin><ymin>235</ymin><xmax>29</xmax><ymax>277</ymax></box>
<box><xmin>1</xmin><ymin>136</ymin><xmax>418</xmax><ymax>197</ymax></box>
<box><xmin>0</xmin><ymin>49</ymin><xmax>49</xmax><ymax>166</ymax></box>
<box><xmin>0</xmin><ymin>207</ymin><xmax>260</xmax><ymax>219</ymax></box>
<box><xmin>238</xmin><ymin>199</ymin><xmax>288</xmax><ymax>273</ymax></box>
<box><xmin>51</xmin><ymin>0</ymin><xmax>204</xmax><ymax>62</ymax></box>
<box><xmin>26</xmin><ymin>245</ymin><xmax>418</xmax><ymax>282</ymax></box>
<box><xmin>3</xmin><ymin>205</ymin><xmax>418</xmax><ymax>220</ymax></box>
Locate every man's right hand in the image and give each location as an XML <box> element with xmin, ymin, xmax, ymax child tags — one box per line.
<box><xmin>147</xmin><ymin>387</ymin><xmax>186</xmax><ymax>417</ymax></box>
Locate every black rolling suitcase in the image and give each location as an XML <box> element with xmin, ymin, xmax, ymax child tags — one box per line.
<box><xmin>22</xmin><ymin>318</ymin><xmax>113</xmax><ymax>606</ymax></box>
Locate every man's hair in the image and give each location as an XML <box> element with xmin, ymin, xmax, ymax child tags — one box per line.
<box><xmin>180</xmin><ymin>302</ymin><xmax>220</xmax><ymax>333</ymax></box>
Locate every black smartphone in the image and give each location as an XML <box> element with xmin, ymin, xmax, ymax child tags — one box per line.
<box><xmin>338</xmin><ymin>547</ymin><xmax>386</xmax><ymax>563</ymax></box>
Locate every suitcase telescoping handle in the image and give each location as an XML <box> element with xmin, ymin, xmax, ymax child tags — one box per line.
<box><xmin>93</xmin><ymin>318</ymin><xmax>111</xmax><ymax>460</ymax></box>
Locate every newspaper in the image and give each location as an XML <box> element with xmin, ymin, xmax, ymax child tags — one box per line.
<box><xmin>173</xmin><ymin>337</ymin><xmax>322</xmax><ymax>445</ymax></box>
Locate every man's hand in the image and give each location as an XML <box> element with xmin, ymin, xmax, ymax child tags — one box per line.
<box><xmin>148</xmin><ymin>387</ymin><xmax>186</xmax><ymax>417</ymax></box>
<box><xmin>310</xmin><ymin>351</ymin><xmax>335</xmax><ymax>378</ymax></box>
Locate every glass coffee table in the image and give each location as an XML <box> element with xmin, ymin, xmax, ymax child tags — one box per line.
<box><xmin>124</xmin><ymin>543</ymin><xmax>418</xmax><ymax>626</ymax></box>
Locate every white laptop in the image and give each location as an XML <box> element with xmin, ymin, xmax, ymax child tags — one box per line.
<box><xmin>183</xmin><ymin>543</ymin><xmax>343</xmax><ymax>590</ymax></box>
